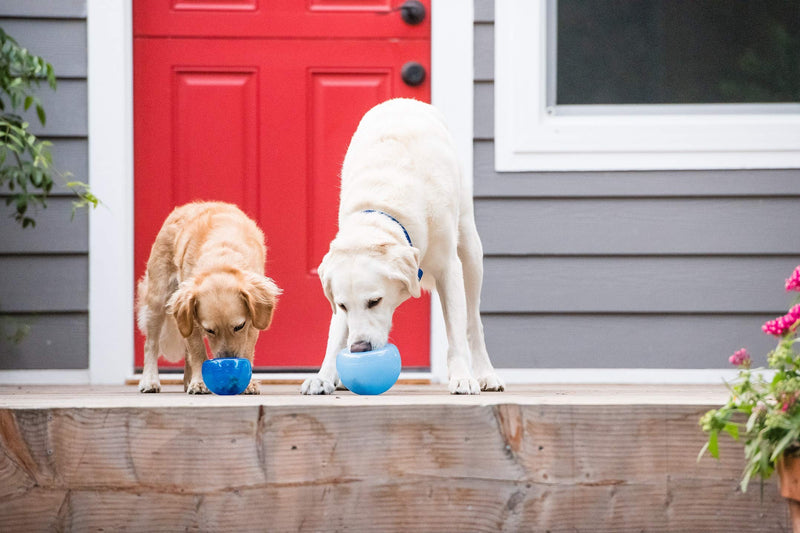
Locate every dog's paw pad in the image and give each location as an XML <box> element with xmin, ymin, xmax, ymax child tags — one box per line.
<box><xmin>243</xmin><ymin>380</ymin><xmax>261</xmax><ymax>395</ymax></box>
<box><xmin>449</xmin><ymin>377</ymin><xmax>480</xmax><ymax>395</ymax></box>
<box><xmin>478</xmin><ymin>373</ymin><xmax>505</xmax><ymax>392</ymax></box>
<box><xmin>301</xmin><ymin>377</ymin><xmax>336</xmax><ymax>395</ymax></box>
<box><xmin>138</xmin><ymin>380</ymin><xmax>161</xmax><ymax>393</ymax></box>
<box><xmin>186</xmin><ymin>381</ymin><xmax>210</xmax><ymax>395</ymax></box>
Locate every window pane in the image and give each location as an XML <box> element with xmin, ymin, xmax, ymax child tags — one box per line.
<box><xmin>556</xmin><ymin>0</ymin><xmax>800</xmax><ymax>105</ymax></box>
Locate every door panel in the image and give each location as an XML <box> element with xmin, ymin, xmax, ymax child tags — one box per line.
<box><xmin>308</xmin><ymin>71</ymin><xmax>391</xmax><ymax>272</ymax></box>
<box><xmin>173</xmin><ymin>70</ymin><xmax>259</xmax><ymax>216</ymax></box>
<box><xmin>133</xmin><ymin>37</ymin><xmax>431</xmax><ymax>369</ymax></box>
<box><xmin>134</xmin><ymin>0</ymin><xmax>430</xmax><ymax>39</ymax></box>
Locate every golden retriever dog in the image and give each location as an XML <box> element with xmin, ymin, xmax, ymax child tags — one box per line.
<box><xmin>302</xmin><ymin>98</ymin><xmax>504</xmax><ymax>395</ymax></box>
<box><xmin>137</xmin><ymin>202</ymin><xmax>281</xmax><ymax>394</ymax></box>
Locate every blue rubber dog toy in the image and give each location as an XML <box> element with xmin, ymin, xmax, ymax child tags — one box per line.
<box><xmin>202</xmin><ymin>358</ymin><xmax>252</xmax><ymax>395</ymax></box>
<box><xmin>336</xmin><ymin>343</ymin><xmax>401</xmax><ymax>395</ymax></box>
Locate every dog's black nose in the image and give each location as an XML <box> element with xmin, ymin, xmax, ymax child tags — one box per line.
<box><xmin>349</xmin><ymin>341</ymin><xmax>372</xmax><ymax>353</ymax></box>
<box><xmin>218</xmin><ymin>351</ymin><xmax>237</xmax><ymax>359</ymax></box>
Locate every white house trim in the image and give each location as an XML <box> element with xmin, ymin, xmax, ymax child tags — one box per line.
<box><xmin>86</xmin><ymin>0</ymin><xmax>135</xmax><ymax>385</ymax></box>
<box><xmin>495</xmin><ymin>0</ymin><xmax>800</xmax><ymax>172</ymax></box>
<box><xmin>429</xmin><ymin>0</ymin><xmax>473</xmax><ymax>384</ymax></box>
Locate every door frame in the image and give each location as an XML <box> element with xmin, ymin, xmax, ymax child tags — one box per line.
<box><xmin>79</xmin><ymin>0</ymin><xmax>471</xmax><ymax>384</ymax></box>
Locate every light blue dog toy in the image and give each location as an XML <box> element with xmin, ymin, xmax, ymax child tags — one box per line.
<box><xmin>336</xmin><ymin>343</ymin><xmax>402</xmax><ymax>395</ymax></box>
<box><xmin>202</xmin><ymin>358</ymin><xmax>252</xmax><ymax>395</ymax></box>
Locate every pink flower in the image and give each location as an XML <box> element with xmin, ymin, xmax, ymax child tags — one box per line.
<box><xmin>781</xmin><ymin>391</ymin><xmax>800</xmax><ymax>413</ymax></box>
<box><xmin>762</xmin><ymin>304</ymin><xmax>800</xmax><ymax>336</ymax></box>
<box><xmin>728</xmin><ymin>348</ymin><xmax>751</xmax><ymax>367</ymax></box>
<box><xmin>786</xmin><ymin>266</ymin><xmax>800</xmax><ymax>292</ymax></box>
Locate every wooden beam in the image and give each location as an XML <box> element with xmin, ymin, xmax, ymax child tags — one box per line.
<box><xmin>0</xmin><ymin>385</ymin><xmax>788</xmax><ymax>530</ymax></box>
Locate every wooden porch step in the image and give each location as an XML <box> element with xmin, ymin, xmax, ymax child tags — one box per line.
<box><xmin>0</xmin><ymin>384</ymin><xmax>788</xmax><ymax>531</ymax></box>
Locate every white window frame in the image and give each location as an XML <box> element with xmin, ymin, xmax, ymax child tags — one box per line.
<box><xmin>495</xmin><ymin>0</ymin><xmax>800</xmax><ymax>172</ymax></box>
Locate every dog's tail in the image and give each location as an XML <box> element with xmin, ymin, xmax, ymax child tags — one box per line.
<box><xmin>137</xmin><ymin>273</ymin><xmax>185</xmax><ymax>363</ymax></box>
<box><xmin>158</xmin><ymin>317</ymin><xmax>185</xmax><ymax>363</ymax></box>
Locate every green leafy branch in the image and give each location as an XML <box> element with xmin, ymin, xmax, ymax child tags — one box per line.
<box><xmin>0</xmin><ymin>27</ymin><xmax>98</xmax><ymax>228</ymax></box>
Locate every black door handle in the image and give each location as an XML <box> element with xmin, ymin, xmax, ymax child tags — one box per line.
<box><xmin>401</xmin><ymin>62</ymin><xmax>426</xmax><ymax>86</ymax></box>
<box><xmin>400</xmin><ymin>0</ymin><xmax>426</xmax><ymax>25</ymax></box>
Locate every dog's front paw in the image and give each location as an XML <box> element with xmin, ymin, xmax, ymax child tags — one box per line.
<box><xmin>477</xmin><ymin>373</ymin><xmax>505</xmax><ymax>392</ymax></box>
<box><xmin>301</xmin><ymin>376</ymin><xmax>336</xmax><ymax>395</ymax></box>
<box><xmin>139</xmin><ymin>376</ymin><xmax>161</xmax><ymax>393</ymax></box>
<box><xmin>449</xmin><ymin>376</ymin><xmax>480</xmax><ymax>395</ymax></box>
<box><xmin>186</xmin><ymin>381</ymin><xmax>210</xmax><ymax>394</ymax></box>
<box><xmin>243</xmin><ymin>380</ymin><xmax>261</xmax><ymax>395</ymax></box>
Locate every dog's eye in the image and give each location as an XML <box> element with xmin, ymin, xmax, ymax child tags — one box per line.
<box><xmin>338</xmin><ymin>303</ymin><xmax>347</xmax><ymax>312</ymax></box>
<box><xmin>367</xmin><ymin>298</ymin><xmax>382</xmax><ymax>309</ymax></box>
<box><xmin>233</xmin><ymin>322</ymin><xmax>245</xmax><ymax>332</ymax></box>
<box><xmin>204</xmin><ymin>328</ymin><xmax>216</xmax><ymax>336</ymax></box>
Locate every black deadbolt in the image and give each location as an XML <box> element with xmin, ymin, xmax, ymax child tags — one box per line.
<box><xmin>401</xmin><ymin>62</ymin><xmax>426</xmax><ymax>87</ymax></box>
<box><xmin>400</xmin><ymin>0</ymin><xmax>426</xmax><ymax>25</ymax></box>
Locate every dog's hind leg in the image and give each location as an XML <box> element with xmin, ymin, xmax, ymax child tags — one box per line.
<box><xmin>138</xmin><ymin>275</ymin><xmax>163</xmax><ymax>393</ymax></box>
<box><xmin>458</xmin><ymin>216</ymin><xmax>504</xmax><ymax>392</ymax></box>
<box><xmin>436</xmin><ymin>253</ymin><xmax>480</xmax><ymax>395</ymax></box>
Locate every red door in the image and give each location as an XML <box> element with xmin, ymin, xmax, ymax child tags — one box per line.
<box><xmin>133</xmin><ymin>1</ymin><xmax>431</xmax><ymax>370</ymax></box>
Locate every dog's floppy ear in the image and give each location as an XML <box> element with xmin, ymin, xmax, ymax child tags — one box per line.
<box><xmin>167</xmin><ymin>282</ymin><xmax>196</xmax><ymax>338</ymax></box>
<box><xmin>389</xmin><ymin>245</ymin><xmax>421</xmax><ymax>298</ymax></box>
<box><xmin>317</xmin><ymin>252</ymin><xmax>337</xmax><ymax>314</ymax></box>
<box><xmin>242</xmin><ymin>273</ymin><xmax>282</xmax><ymax>330</ymax></box>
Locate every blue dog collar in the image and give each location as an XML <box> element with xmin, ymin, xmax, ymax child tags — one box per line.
<box><xmin>362</xmin><ymin>209</ymin><xmax>423</xmax><ymax>281</ymax></box>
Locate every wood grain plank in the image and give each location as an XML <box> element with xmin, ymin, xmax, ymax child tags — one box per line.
<box><xmin>0</xmin><ymin>394</ymin><xmax>789</xmax><ymax>531</ymax></box>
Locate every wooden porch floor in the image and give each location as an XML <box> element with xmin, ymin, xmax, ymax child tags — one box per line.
<box><xmin>0</xmin><ymin>384</ymin><xmax>789</xmax><ymax>532</ymax></box>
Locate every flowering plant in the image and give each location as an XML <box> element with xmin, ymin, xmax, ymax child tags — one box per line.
<box><xmin>699</xmin><ymin>265</ymin><xmax>800</xmax><ymax>491</ymax></box>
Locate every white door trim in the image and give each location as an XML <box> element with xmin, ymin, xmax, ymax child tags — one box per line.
<box><xmin>86</xmin><ymin>0</ymin><xmax>136</xmax><ymax>384</ymax></box>
<box><xmin>429</xmin><ymin>0</ymin><xmax>473</xmax><ymax>383</ymax></box>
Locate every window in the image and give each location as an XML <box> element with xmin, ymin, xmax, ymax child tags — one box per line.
<box><xmin>495</xmin><ymin>0</ymin><xmax>800</xmax><ymax>171</ymax></box>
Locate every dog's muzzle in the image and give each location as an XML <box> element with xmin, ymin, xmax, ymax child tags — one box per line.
<box><xmin>349</xmin><ymin>341</ymin><xmax>372</xmax><ymax>353</ymax></box>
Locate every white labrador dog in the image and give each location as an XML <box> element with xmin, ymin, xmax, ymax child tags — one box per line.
<box><xmin>301</xmin><ymin>98</ymin><xmax>504</xmax><ymax>395</ymax></box>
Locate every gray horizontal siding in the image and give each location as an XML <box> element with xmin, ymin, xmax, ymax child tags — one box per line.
<box><xmin>475</xmin><ymin>198</ymin><xmax>800</xmax><ymax>255</ymax></box>
<box><xmin>0</xmin><ymin>9</ymin><xmax>89</xmax><ymax>366</ymax></box>
<box><xmin>1</xmin><ymin>1</ymin><xmax>86</xmax><ymax>19</ymax></box>
<box><xmin>474</xmin><ymin>81</ymin><xmax>493</xmax><ymax>140</ymax></box>
<box><xmin>0</xmin><ymin>199</ymin><xmax>88</xmax><ymax>254</ymax></box>
<box><xmin>483</xmin><ymin>314</ymin><xmax>780</xmax><ymax>369</ymax></box>
<box><xmin>0</xmin><ymin>314</ymin><xmax>88</xmax><ymax>369</ymax></box>
<box><xmin>472</xmin><ymin>0</ymin><xmax>800</xmax><ymax>370</ymax></box>
<box><xmin>481</xmin><ymin>256</ymin><xmax>800</xmax><ymax>313</ymax></box>
<box><xmin>46</xmin><ymin>139</ymin><xmax>89</xmax><ymax>193</ymax></box>
<box><xmin>0</xmin><ymin>256</ymin><xmax>87</xmax><ymax>313</ymax></box>
<box><xmin>0</xmin><ymin>19</ymin><xmax>87</xmax><ymax>77</ymax></box>
<box><xmin>474</xmin><ymin>0</ymin><xmax>494</xmax><ymax>23</ymax></box>
<box><xmin>474</xmin><ymin>23</ymin><xmax>492</xmax><ymax>82</ymax></box>
<box><xmin>26</xmin><ymin>80</ymin><xmax>87</xmax><ymax>137</ymax></box>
